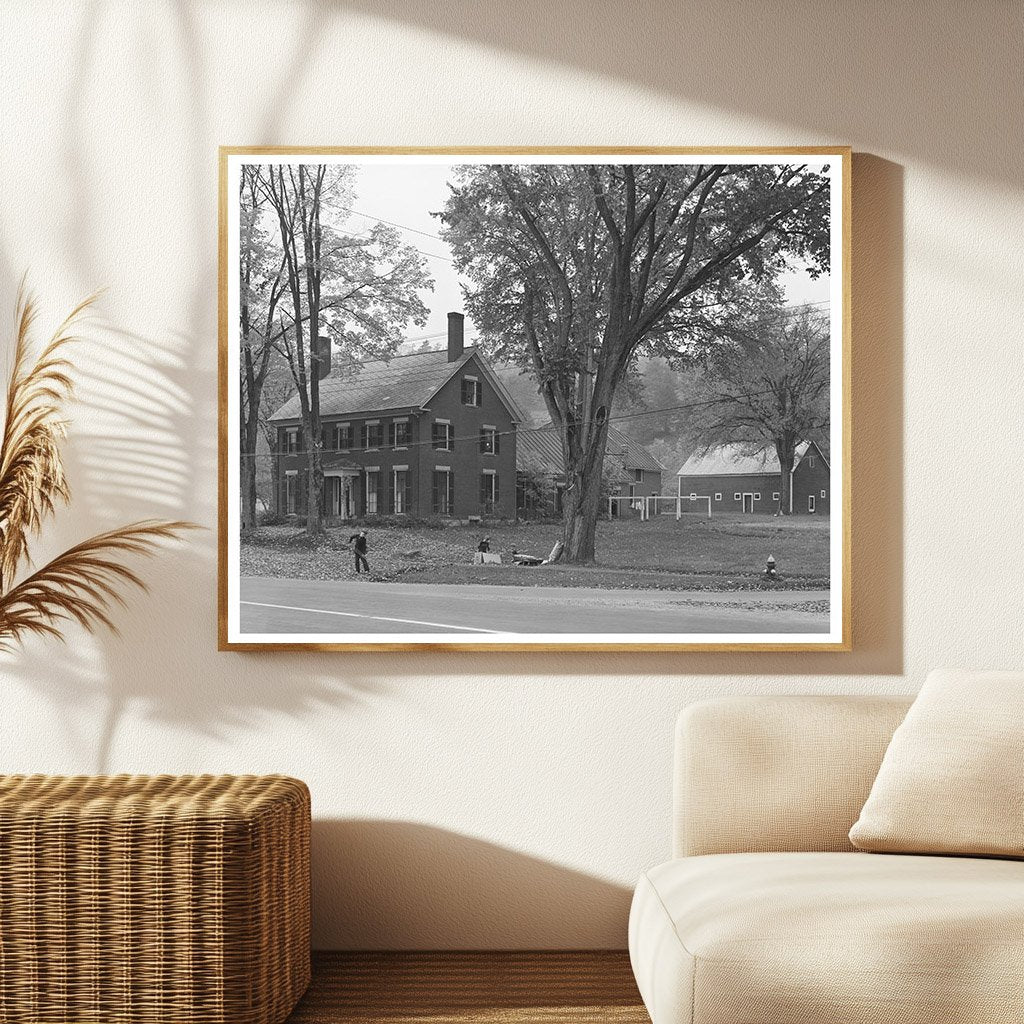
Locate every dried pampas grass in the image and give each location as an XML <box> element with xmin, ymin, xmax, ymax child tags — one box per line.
<box><xmin>0</xmin><ymin>284</ymin><xmax>196</xmax><ymax>650</ymax></box>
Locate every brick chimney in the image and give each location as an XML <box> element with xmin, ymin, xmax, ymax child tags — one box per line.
<box><xmin>447</xmin><ymin>312</ymin><xmax>464</xmax><ymax>362</ymax></box>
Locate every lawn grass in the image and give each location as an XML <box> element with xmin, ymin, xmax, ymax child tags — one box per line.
<box><xmin>240</xmin><ymin>512</ymin><xmax>830</xmax><ymax>591</ymax></box>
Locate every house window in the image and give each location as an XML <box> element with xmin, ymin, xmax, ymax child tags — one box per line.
<box><xmin>733</xmin><ymin>492</ymin><xmax>741</xmax><ymax>501</ymax></box>
<box><xmin>432</xmin><ymin>420</ymin><xmax>453</xmax><ymax>451</ymax></box>
<box><xmin>754</xmin><ymin>493</ymin><xmax>761</xmax><ymax>501</ymax></box>
<box><xmin>389</xmin><ymin>420</ymin><xmax>411</xmax><ymax>448</ymax></box>
<box><xmin>361</xmin><ymin>422</ymin><xmax>382</xmax><ymax>449</ymax></box>
<box><xmin>633</xmin><ymin>468</ymin><xmax>643</xmax><ymax>482</ymax></box>
<box><xmin>808</xmin><ymin>454</ymin><xmax>816</xmax><ymax>468</ymax></box>
<box><xmin>480</xmin><ymin>471</ymin><xmax>499</xmax><ymax>513</ymax></box>
<box><xmin>821</xmin><ymin>489</ymin><xmax>827</xmax><ymax>498</ymax></box>
<box><xmin>808</xmin><ymin>495</ymin><xmax>816</xmax><ymax>513</ymax></box>
<box><xmin>479</xmin><ymin>426</ymin><xmax>499</xmax><ymax>455</ymax></box>
<box><xmin>773</xmin><ymin>491</ymin><xmax>780</xmax><ymax>501</ymax></box>
<box><xmin>283</xmin><ymin>427</ymin><xmax>301</xmax><ymax>454</ymax></box>
<box><xmin>284</xmin><ymin>472</ymin><xmax>297</xmax><ymax>514</ymax></box>
<box><xmin>433</xmin><ymin>468</ymin><xmax>454</xmax><ymax>515</ymax></box>
<box><xmin>333</xmin><ymin>423</ymin><xmax>352</xmax><ymax>450</ymax></box>
<box><xmin>461</xmin><ymin>377</ymin><xmax>481</xmax><ymax>406</ymax></box>
<box><xmin>714</xmin><ymin>493</ymin><xmax>722</xmax><ymax>501</ymax></box>
<box><xmin>392</xmin><ymin>468</ymin><xmax>409</xmax><ymax>514</ymax></box>
<box><xmin>364</xmin><ymin>469</ymin><xmax>380</xmax><ymax>514</ymax></box>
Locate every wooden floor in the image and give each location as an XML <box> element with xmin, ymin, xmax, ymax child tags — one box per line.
<box><xmin>286</xmin><ymin>952</ymin><xmax>649</xmax><ymax>1023</ymax></box>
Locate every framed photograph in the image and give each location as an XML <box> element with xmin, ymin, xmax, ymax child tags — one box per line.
<box><xmin>219</xmin><ymin>147</ymin><xmax>850</xmax><ymax>651</ymax></box>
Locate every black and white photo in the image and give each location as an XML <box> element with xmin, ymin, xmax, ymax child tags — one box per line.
<box><xmin>219</xmin><ymin>148</ymin><xmax>850</xmax><ymax>649</ymax></box>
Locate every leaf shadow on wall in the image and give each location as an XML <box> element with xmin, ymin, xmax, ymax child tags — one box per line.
<box><xmin>0</xmin><ymin>316</ymin><xmax>385</xmax><ymax>774</ymax></box>
<box><xmin>311</xmin><ymin>819</ymin><xmax>633</xmax><ymax>950</ymax></box>
<box><xmin>332</xmin><ymin>0</ymin><xmax>1019</xmax><ymax>189</ymax></box>
<box><xmin>0</xmin><ymin>0</ymin><xmax>384</xmax><ymax>773</ymax></box>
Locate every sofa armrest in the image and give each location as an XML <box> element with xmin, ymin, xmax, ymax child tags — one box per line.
<box><xmin>674</xmin><ymin>695</ymin><xmax>913</xmax><ymax>857</ymax></box>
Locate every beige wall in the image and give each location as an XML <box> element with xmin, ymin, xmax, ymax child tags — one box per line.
<box><xmin>0</xmin><ymin>1</ymin><xmax>1021</xmax><ymax>949</ymax></box>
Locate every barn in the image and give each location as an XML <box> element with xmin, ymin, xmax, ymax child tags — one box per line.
<box><xmin>676</xmin><ymin>441</ymin><xmax>830</xmax><ymax>515</ymax></box>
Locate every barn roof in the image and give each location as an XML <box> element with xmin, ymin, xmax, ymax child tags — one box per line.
<box><xmin>518</xmin><ymin>426</ymin><xmax>663</xmax><ymax>475</ymax></box>
<box><xmin>677</xmin><ymin>441</ymin><xmax>819</xmax><ymax>477</ymax></box>
<box><xmin>268</xmin><ymin>346</ymin><xmax>524</xmax><ymax>423</ymax></box>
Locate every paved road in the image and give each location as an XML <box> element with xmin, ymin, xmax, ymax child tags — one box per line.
<box><xmin>239</xmin><ymin>576</ymin><xmax>829</xmax><ymax>637</ymax></box>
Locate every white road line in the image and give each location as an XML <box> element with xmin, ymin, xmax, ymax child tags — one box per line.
<box><xmin>241</xmin><ymin>600</ymin><xmax>506</xmax><ymax>634</ymax></box>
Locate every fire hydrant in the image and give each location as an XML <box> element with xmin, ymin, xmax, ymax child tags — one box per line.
<box><xmin>765</xmin><ymin>555</ymin><xmax>778</xmax><ymax>579</ymax></box>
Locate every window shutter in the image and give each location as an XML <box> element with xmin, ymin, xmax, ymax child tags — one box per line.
<box><xmin>480</xmin><ymin>473</ymin><xmax>488</xmax><ymax>506</ymax></box>
<box><xmin>479</xmin><ymin>429</ymin><xmax>486</xmax><ymax>454</ymax></box>
<box><xmin>493</xmin><ymin>473</ymin><xmax>499</xmax><ymax>504</ymax></box>
<box><xmin>432</xmin><ymin>472</ymin><xmax>439</xmax><ymax>514</ymax></box>
<box><xmin>448</xmin><ymin>471</ymin><xmax>454</xmax><ymax>514</ymax></box>
<box><xmin>494</xmin><ymin>431</ymin><xmax>500</xmax><ymax>455</ymax></box>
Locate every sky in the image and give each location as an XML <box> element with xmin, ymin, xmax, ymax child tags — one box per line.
<box><xmin>345</xmin><ymin>161</ymin><xmax>831</xmax><ymax>352</ymax></box>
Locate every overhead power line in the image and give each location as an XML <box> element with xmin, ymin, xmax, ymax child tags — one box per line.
<box><xmin>342</xmin><ymin>206</ymin><xmax>446</xmax><ymax>242</ymax></box>
<box><xmin>262</xmin><ymin>299</ymin><xmax>828</xmax><ymax>389</ymax></box>
<box><xmin>341</xmin><ymin>213</ymin><xmax>454</xmax><ymax>263</ymax></box>
<box><xmin>240</xmin><ymin>385</ymin><xmax>805</xmax><ymax>461</ymax></box>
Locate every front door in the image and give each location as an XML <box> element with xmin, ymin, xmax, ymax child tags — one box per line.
<box><xmin>742</xmin><ymin>493</ymin><xmax>754</xmax><ymax>514</ymax></box>
<box><xmin>325</xmin><ymin>476</ymin><xmax>355</xmax><ymax>518</ymax></box>
<box><xmin>807</xmin><ymin>494</ymin><xmax>816</xmax><ymax>513</ymax></box>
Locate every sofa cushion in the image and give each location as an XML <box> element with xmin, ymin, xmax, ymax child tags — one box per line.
<box><xmin>629</xmin><ymin>852</ymin><xmax>1024</xmax><ymax>1024</ymax></box>
<box><xmin>849</xmin><ymin>668</ymin><xmax>1024</xmax><ymax>857</ymax></box>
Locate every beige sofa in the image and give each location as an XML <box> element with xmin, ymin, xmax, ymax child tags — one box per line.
<box><xmin>629</xmin><ymin>695</ymin><xmax>1024</xmax><ymax>1024</ymax></box>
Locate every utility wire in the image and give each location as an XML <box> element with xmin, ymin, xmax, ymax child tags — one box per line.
<box><xmin>342</xmin><ymin>222</ymin><xmax>454</xmax><ymax>264</ymax></box>
<box><xmin>261</xmin><ymin>299</ymin><xmax>828</xmax><ymax>390</ymax></box>
<box><xmin>239</xmin><ymin>385</ymin><xmax>808</xmax><ymax>460</ymax></box>
<box><xmin>342</xmin><ymin>206</ymin><xmax>446</xmax><ymax>242</ymax></box>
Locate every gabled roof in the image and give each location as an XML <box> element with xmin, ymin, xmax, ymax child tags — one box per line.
<box><xmin>611</xmin><ymin>428</ymin><xmax>665</xmax><ymax>472</ymax></box>
<box><xmin>518</xmin><ymin>426</ymin><xmax>663</xmax><ymax>475</ymax></box>
<box><xmin>677</xmin><ymin>441</ymin><xmax>824</xmax><ymax>477</ymax></box>
<box><xmin>268</xmin><ymin>346</ymin><xmax>524</xmax><ymax>423</ymax></box>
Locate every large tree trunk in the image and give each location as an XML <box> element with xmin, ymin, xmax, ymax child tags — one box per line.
<box><xmin>560</xmin><ymin>397</ymin><xmax>613</xmax><ymax>564</ymax></box>
<box><xmin>552</xmin><ymin>331</ymin><xmax>623</xmax><ymax>564</ymax></box>
<box><xmin>240</xmin><ymin>413</ymin><xmax>260</xmax><ymax>530</ymax></box>
<box><xmin>776</xmin><ymin>437</ymin><xmax>796</xmax><ymax>514</ymax></box>
<box><xmin>305</xmin><ymin>431</ymin><xmax>324</xmax><ymax>535</ymax></box>
<box><xmin>561</xmin><ymin>454</ymin><xmax>606</xmax><ymax>563</ymax></box>
<box><xmin>301</xmin><ymin>165</ymin><xmax>326</xmax><ymax>539</ymax></box>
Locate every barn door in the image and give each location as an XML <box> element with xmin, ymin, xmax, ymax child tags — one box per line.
<box><xmin>742</xmin><ymin>493</ymin><xmax>754</xmax><ymax>514</ymax></box>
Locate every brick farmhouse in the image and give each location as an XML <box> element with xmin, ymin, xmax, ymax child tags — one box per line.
<box><xmin>676</xmin><ymin>441</ymin><xmax>830</xmax><ymax>515</ymax></box>
<box><xmin>269</xmin><ymin>314</ymin><xmax>523</xmax><ymax>521</ymax></box>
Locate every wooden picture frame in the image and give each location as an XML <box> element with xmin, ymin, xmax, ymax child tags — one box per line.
<box><xmin>219</xmin><ymin>147</ymin><xmax>851</xmax><ymax>652</ymax></box>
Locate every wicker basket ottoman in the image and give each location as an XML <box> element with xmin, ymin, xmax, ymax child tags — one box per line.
<box><xmin>0</xmin><ymin>774</ymin><xmax>310</xmax><ymax>1024</ymax></box>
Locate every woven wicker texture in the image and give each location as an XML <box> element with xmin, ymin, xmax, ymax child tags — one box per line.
<box><xmin>0</xmin><ymin>774</ymin><xmax>310</xmax><ymax>1024</ymax></box>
